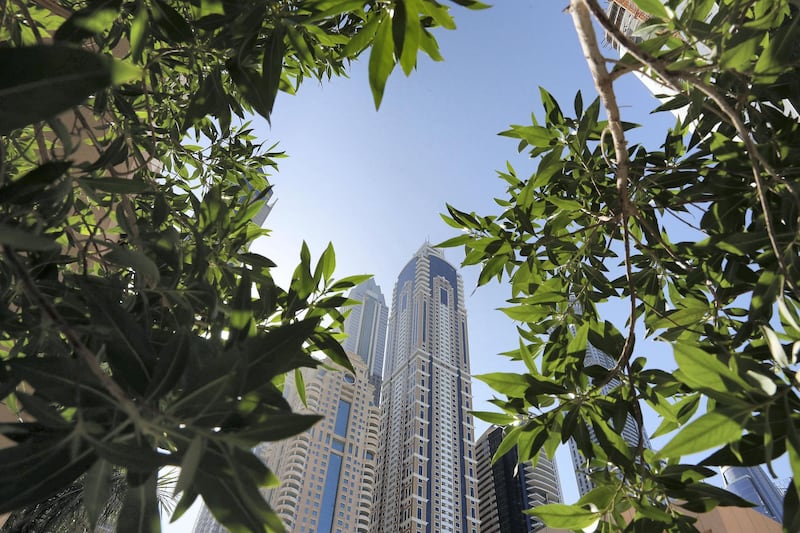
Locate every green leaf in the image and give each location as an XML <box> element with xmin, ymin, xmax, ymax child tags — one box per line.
<box><xmin>0</xmin><ymin>224</ymin><xmax>59</xmax><ymax>252</ymax></box>
<box><xmin>260</xmin><ymin>24</ymin><xmax>287</xmax><ymax>122</ymax></box>
<box><xmin>397</xmin><ymin>0</ymin><xmax>420</xmax><ymax>75</ymax></box>
<box><xmin>294</xmin><ymin>368</ymin><xmax>307</xmax><ymax>407</ymax></box>
<box><xmin>106</xmin><ymin>246</ymin><xmax>161</xmax><ymax>287</ymax></box>
<box><xmin>471</xmin><ymin>411</ymin><xmax>518</xmax><ymax>425</ymax></box>
<box><xmin>0</xmin><ymin>46</ymin><xmax>112</xmax><ymax>135</ymax></box>
<box><xmin>0</xmin><ymin>161</ymin><xmax>71</xmax><ymax>204</ymax></box>
<box><xmin>302</xmin><ymin>0</ymin><xmax>366</xmax><ymax>24</ymax></box>
<box><xmin>475</xmin><ymin>372</ymin><xmax>529</xmax><ymax>397</ymax></box>
<box><xmin>368</xmin><ymin>12</ymin><xmax>395</xmax><ymax>109</ymax></box>
<box><xmin>673</xmin><ymin>344</ymin><xmax>749</xmax><ymax>394</ymax></box>
<box><xmin>448</xmin><ymin>0</ymin><xmax>491</xmax><ymax>9</ymax></box>
<box><xmin>0</xmin><ymin>431</ymin><xmax>96</xmax><ymax>513</ymax></box>
<box><xmin>287</xmin><ymin>25</ymin><xmax>315</xmax><ymax>66</ymax></box>
<box><xmin>719</xmin><ymin>36</ymin><xmax>760</xmax><ymax>71</ymax></box>
<box><xmin>145</xmin><ymin>331</ymin><xmax>190</xmax><ymax>401</ymax></box>
<box><xmin>117</xmin><ymin>471</ymin><xmax>161</xmax><ymax>533</ymax></box>
<box><xmin>83</xmin><ymin>459</ymin><xmax>113</xmax><ymax>531</ymax></box>
<box><xmin>657</xmin><ymin>412</ymin><xmax>745</xmax><ymax>459</ymax></box>
<box><xmin>528</xmin><ymin>503</ymin><xmax>600</xmax><ymax>530</ymax></box>
<box><xmin>631</xmin><ymin>0</ymin><xmax>669</xmax><ymax>18</ymax></box>
<box><xmin>318</xmin><ymin>242</ymin><xmax>336</xmax><ymax>284</ymax></box>
<box><xmin>79</xmin><ymin>177</ymin><xmax>151</xmax><ymax>193</ymax></box>
<box><xmin>195</xmin><ymin>467</ymin><xmax>285</xmax><ymax>533</ymax></box>
<box><xmin>342</xmin><ymin>13</ymin><xmax>381</xmax><ymax>56</ymax></box>
<box><xmin>14</xmin><ymin>392</ymin><xmax>68</xmax><ymax>429</ymax></box>
<box><xmin>152</xmin><ymin>0</ymin><xmax>193</xmax><ymax>43</ymax></box>
<box><xmin>129</xmin><ymin>6</ymin><xmax>149</xmax><ymax>62</ymax></box>
<box><xmin>231</xmin><ymin>413</ymin><xmax>322</xmax><ymax>443</ymax></box>
<box><xmin>175</xmin><ymin>436</ymin><xmax>205</xmax><ymax>496</ymax></box>
<box><xmin>491</xmin><ymin>425</ymin><xmax>522</xmax><ymax>464</ymax></box>
<box><xmin>111</xmin><ymin>59</ymin><xmax>143</xmax><ymax>84</ymax></box>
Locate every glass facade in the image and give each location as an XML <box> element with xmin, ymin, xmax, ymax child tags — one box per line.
<box><xmin>477</xmin><ymin>425</ymin><xmax>562</xmax><ymax>533</ymax></box>
<box><xmin>318</xmin><ymin>453</ymin><xmax>343</xmax><ymax>532</ymax></box>
<box><xmin>721</xmin><ymin>465</ymin><xmax>784</xmax><ymax>523</ymax></box>
<box><xmin>334</xmin><ymin>399</ymin><xmax>351</xmax><ymax>437</ymax></box>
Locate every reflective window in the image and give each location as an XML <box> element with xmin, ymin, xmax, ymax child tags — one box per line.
<box><xmin>318</xmin><ymin>453</ymin><xmax>343</xmax><ymax>533</ymax></box>
<box><xmin>334</xmin><ymin>400</ymin><xmax>351</xmax><ymax>437</ymax></box>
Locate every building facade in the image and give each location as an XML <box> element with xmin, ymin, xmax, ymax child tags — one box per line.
<box><xmin>342</xmin><ymin>278</ymin><xmax>389</xmax><ymax>403</ymax></box>
<box><xmin>193</xmin><ymin>354</ymin><xmax>380</xmax><ymax>533</ymax></box>
<box><xmin>720</xmin><ymin>465</ymin><xmax>784</xmax><ymax>524</ymax></box>
<box><xmin>373</xmin><ymin>243</ymin><xmax>480</xmax><ymax>533</ymax></box>
<box><xmin>476</xmin><ymin>425</ymin><xmax>562</xmax><ymax>533</ymax></box>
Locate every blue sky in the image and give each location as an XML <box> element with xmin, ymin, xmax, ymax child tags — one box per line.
<box><xmin>165</xmin><ymin>2</ymin><xmax>766</xmax><ymax>530</ymax></box>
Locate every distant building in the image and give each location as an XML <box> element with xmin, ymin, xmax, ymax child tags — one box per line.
<box><xmin>373</xmin><ymin>243</ymin><xmax>480</xmax><ymax>533</ymax></box>
<box><xmin>193</xmin><ymin>354</ymin><xmax>380</xmax><ymax>533</ymax></box>
<box><xmin>720</xmin><ymin>465</ymin><xmax>784</xmax><ymax>523</ymax></box>
<box><xmin>476</xmin><ymin>425</ymin><xmax>562</xmax><ymax>533</ymax></box>
<box><xmin>245</xmin><ymin>175</ymin><xmax>275</xmax><ymax>227</ymax></box>
<box><xmin>603</xmin><ymin>0</ymin><xmax>649</xmax><ymax>50</ymax></box>
<box><xmin>342</xmin><ymin>278</ymin><xmax>389</xmax><ymax>403</ymax></box>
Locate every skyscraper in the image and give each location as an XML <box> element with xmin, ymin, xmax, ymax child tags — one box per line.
<box><xmin>476</xmin><ymin>425</ymin><xmax>563</xmax><ymax>533</ymax></box>
<box><xmin>568</xmin><ymin>342</ymin><xmax>651</xmax><ymax>496</ymax></box>
<box><xmin>192</xmin><ymin>354</ymin><xmax>381</xmax><ymax>533</ymax></box>
<box><xmin>373</xmin><ymin>243</ymin><xmax>480</xmax><ymax>533</ymax></box>
<box><xmin>342</xmin><ymin>278</ymin><xmax>389</xmax><ymax>402</ymax></box>
<box><xmin>721</xmin><ymin>465</ymin><xmax>784</xmax><ymax>523</ymax></box>
<box><xmin>603</xmin><ymin>0</ymin><xmax>648</xmax><ymax>50</ymax></box>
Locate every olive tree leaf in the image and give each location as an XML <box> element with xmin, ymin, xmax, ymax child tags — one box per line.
<box><xmin>0</xmin><ymin>46</ymin><xmax>112</xmax><ymax>135</ymax></box>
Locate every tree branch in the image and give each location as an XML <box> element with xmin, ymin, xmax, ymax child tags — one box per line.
<box><xmin>569</xmin><ymin>0</ymin><xmax>638</xmax><ymax>383</ymax></box>
<box><xmin>582</xmin><ymin>0</ymin><xmax>799</xmax><ymax>299</ymax></box>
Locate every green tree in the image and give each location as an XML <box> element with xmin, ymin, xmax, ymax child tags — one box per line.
<box><xmin>0</xmin><ymin>0</ymin><xmax>485</xmax><ymax>531</ymax></box>
<box><xmin>443</xmin><ymin>0</ymin><xmax>800</xmax><ymax>531</ymax></box>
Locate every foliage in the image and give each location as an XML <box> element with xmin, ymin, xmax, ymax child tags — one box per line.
<box><xmin>442</xmin><ymin>0</ymin><xmax>800</xmax><ymax>531</ymax></box>
<box><xmin>0</xmin><ymin>0</ymin><xmax>485</xmax><ymax>531</ymax></box>
<box><xmin>1</xmin><ymin>468</ymin><xmax>177</xmax><ymax>533</ymax></box>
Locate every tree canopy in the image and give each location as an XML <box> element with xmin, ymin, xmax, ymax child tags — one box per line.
<box><xmin>0</xmin><ymin>0</ymin><xmax>484</xmax><ymax>531</ymax></box>
<box><xmin>442</xmin><ymin>0</ymin><xmax>800</xmax><ymax>531</ymax></box>
<box><xmin>2</xmin><ymin>0</ymin><xmax>800</xmax><ymax>532</ymax></box>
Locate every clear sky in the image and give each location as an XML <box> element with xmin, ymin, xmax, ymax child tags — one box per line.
<box><xmin>165</xmin><ymin>2</ymin><xmax>754</xmax><ymax>531</ymax></box>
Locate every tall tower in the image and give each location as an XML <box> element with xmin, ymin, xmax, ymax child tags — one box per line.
<box><xmin>476</xmin><ymin>425</ymin><xmax>562</xmax><ymax>533</ymax></box>
<box><xmin>373</xmin><ymin>243</ymin><xmax>480</xmax><ymax>533</ymax></box>
<box><xmin>721</xmin><ymin>465</ymin><xmax>784</xmax><ymax>523</ymax></box>
<box><xmin>568</xmin><ymin>342</ymin><xmax>651</xmax><ymax>496</ymax></box>
<box><xmin>342</xmin><ymin>278</ymin><xmax>389</xmax><ymax>402</ymax></box>
<box><xmin>192</xmin><ymin>354</ymin><xmax>380</xmax><ymax>533</ymax></box>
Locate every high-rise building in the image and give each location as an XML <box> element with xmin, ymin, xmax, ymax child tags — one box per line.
<box><xmin>373</xmin><ymin>243</ymin><xmax>480</xmax><ymax>533</ymax></box>
<box><xmin>721</xmin><ymin>466</ymin><xmax>784</xmax><ymax>523</ymax></box>
<box><xmin>342</xmin><ymin>278</ymin><xmax>389</xmax><ymax>402</ymax></box>
<box><xmin>603</xmin><ymin>0</ymin><xmax>648</xmax><ymax>50</ymax></box>
<box><xmin>476</xmin><ymin>425</ymin><xmax>563</xmax><ymax>533</ymax></box>
<box><xmin>568</xmin><ymin>342</ymin><xmax>651</xmax><ymax>496</ymax></box>
<box><xmin>192</xmin><ymin>354</ymin><xmax>381</xmax><ymax>533</ymax></box>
